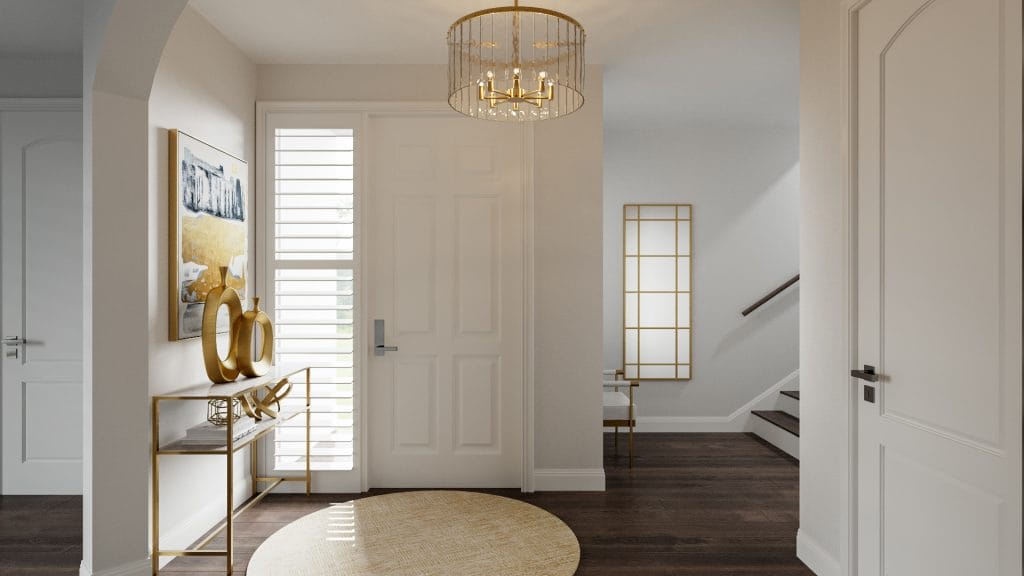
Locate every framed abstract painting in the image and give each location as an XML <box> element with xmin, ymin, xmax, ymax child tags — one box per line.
<box><xmin>168</xmin><ymin>129</ymin><xmax>248</xmax><ymax>340</ymax></box>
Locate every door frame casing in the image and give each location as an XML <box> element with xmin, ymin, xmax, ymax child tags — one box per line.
<box><xmin>0</xmin><ymin>97</ymin><xmax>83</xmax><ymax>496</ymax></box>
<box><xmin>840</xmin><ymin>2</ymin><xmax>868</xmax><ymax>573</ymax></box>
<box><xmin>839</xmin><ymin>2</ymin><xmax>1024</xmax><ymax>575</ymax></box>
<box><xmin>255</xmin><ymin>101</ymin><xmax>536</xmax><ymax>492</ymax></box>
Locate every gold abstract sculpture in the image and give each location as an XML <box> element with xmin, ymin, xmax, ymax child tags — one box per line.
<box><xmin>240</xmin><ymin>378</ymin><xmax>292</xmax><ymax>421</ymax></box>
<box><xmin>201</xmin><ymin>266</ymin><xmax>243</xmax><ymax>383</ymax></box>
<box><xmin>200</xmin><ymin>265</ymin><xmax>285</xmax><ymax>418</ymax></box>
<box><xmin>237</xmin><ymin>297</ymin><xmax>273</xmax><ymax>377</ymax></box>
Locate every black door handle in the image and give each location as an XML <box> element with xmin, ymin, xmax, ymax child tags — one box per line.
<box><xmin>851</xmin><ymin>365</ymin><xmax>880</xmax><ymax>382</ymax></box>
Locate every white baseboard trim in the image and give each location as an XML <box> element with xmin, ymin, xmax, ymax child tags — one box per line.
<box><xmin>533</xmin><ymin>468</ymin><xmax>605</xmax><ymax>491</ymax></box>
<box><xmin>634</xmin><ymin>370</ymin><xmax>799</xmax><ymax>433</ymax></box>
<box><xmin>633</xmin><ymin>416</ymin><xmax>734</xmax><ymax>433</ymax></box>
<box><xmin>80</xmin><ymin>558</ymin><xmax>149</xmax><ymax>576</ymax></box>
<box><xmin>3</xmin><ymin>487</ymin><xmax>83</xmax><ymax>495</ymax></box>
<box><xmin>796</xmin><ymin>529</ymin><xmax>841</xmax><ymax>576</ymax></box>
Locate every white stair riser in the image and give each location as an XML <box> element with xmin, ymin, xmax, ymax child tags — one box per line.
<box><xmin>776</xmin><ymin>393</ymin><xmax>800</xmax><ymax>418</ymax></box>
<box><xmin>751</xmin><ymin>417</ymin><xmax>799</xmax><ymax>460</ymax></box>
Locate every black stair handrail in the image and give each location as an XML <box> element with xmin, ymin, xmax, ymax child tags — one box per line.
<box><xmin>741</xmin><ymin>274</ymin><xmax>800</xmax><ymax>317</ymax></box>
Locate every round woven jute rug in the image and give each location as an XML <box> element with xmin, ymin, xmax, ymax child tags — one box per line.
<box><xmin>246</xmin><ymin>490</ymin><xmax>580</xmax><ymax>576</ymax></box>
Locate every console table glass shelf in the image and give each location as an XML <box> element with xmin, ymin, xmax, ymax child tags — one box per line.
<box><xmin>151</xmin><ymin>366</ymin><xmax>311</xmax><ymax>575</ymax></box>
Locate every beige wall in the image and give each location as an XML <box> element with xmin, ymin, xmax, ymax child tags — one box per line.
<box><xmin>258</xmin><ymin>64</ymin><xmax>448</xmax><ymax>101</ymax></box>
<box><xmin>532</xmin><ymin>69</ymin><xmax>604</xmax><ymax>478</ymax></box>
<box><xmin>257</xmin><ymin>64</ymin><xmax>607</xmax><ymax>487</ymax></box>
<box><xmin>147</xmin><ymin>6</ymin><xmax>257</xmax><ymax>557</ymax></box>
<box><xmin>604</xmin><ymin>124</ymin><xmax>799</xmax><ymax>428</ymax></box>
<box><xmin>798</xmin><ymin>0</ymin><xmax>846</xmax><ymax>574</ymax></box>
<box><xmin>0</xmin><ymin>57</ymin><xmax>82</xmax><ymax>97</ymax></box>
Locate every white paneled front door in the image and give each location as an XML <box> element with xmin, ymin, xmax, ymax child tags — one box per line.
<box><xmin>367</xmin><ymin>115</ymin><xmax>524</xmax><ymax>488</ymax></box>
<box><xmin>1</xmin><ymin>107</ymin><xmax>84</xmax><ymax>494</ymax></box>
<box><xmin>854</xmin><ymin>0</ymin><xmax>1021</xmax><ymax>573</ymax></box>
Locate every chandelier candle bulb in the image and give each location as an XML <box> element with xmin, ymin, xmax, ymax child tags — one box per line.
<box><xmin>447</xmin><ymin>0</ymin><xmax>585</xmax><ymax>121</ymax></box>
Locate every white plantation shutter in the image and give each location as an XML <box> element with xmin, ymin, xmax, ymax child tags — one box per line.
<box><xmin>271</xmin><ymin>128</ymin><xmax>355</xmax><ymax>471</ymax></box>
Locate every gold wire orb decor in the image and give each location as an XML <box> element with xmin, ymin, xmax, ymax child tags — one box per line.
<box><xmin>447</xmin><ymin>0</ymin><xmax>585</xmax><ymax>121</ymax></box>
<box><xmin>207</xmin><ymin>398</ymin><xmax>243</xmax><ymax>426</ymax></box>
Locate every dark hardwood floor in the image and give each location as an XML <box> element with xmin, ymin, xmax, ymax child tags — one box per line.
<box><xmin>0</xmin><ymin>433</ymin><xmax>811</xmax><ymax>575</ymax></box>
<box><xmin>0</xmin><ymin>495</ymin><xmax>81</xmax><ymax>575</ymax></box>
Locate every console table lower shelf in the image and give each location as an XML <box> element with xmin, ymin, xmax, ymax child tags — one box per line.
<box><xmin>151</xmin><ymin>366</ymin><xmax>312</xmax><ymax>575</ymax></box>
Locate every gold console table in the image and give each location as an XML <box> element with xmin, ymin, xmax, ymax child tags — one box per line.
<box><xmin>151</xmin><ymin>366</ymin><xmax>311</xmax><ymax>575</ymax></box>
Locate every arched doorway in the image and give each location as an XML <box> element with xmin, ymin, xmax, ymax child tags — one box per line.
<box><xmin>84</xmin><ymin>3</ymin><xmax>187</xmax><ymax>574</ymax></box>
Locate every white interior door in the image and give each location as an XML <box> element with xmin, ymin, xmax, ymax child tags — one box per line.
<box><xmin>367</xmin><ymin>115</ymin><xmax>524</xmax><ymax>488</ymax></box>
<box><xmin>1</xmin><ymin>108</ymin><xmax>84</xmax><ymax>494</ymax></box>
<box><xmin>854</xmin><ymin>0</ymin><xmax>1022</xmax><ymax>574</ymax></box>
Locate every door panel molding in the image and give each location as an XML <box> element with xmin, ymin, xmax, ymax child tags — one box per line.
<box><xmin>393</xmin><ymin>196</ymin><xmax>437</xmax><ymax>335</ymax></box>
<box><xmin>392</xmin><ymin>356</ymin><xmax>438</xmax><ymax>453</ymax></box>
<box><xmin>20</xmin><ymin>138</ymin><xmax>84</xmax><ymax>365</ymax></box>
<box><xmin>22</xmin><ymin>380</ymin><xmax>84</xmax><ymax>462</ymax></box>
<box><xmin>453</xmin><ymin>354</ymin><xmax>502</xmax><ymax>454</ymax></box>
<box><xmin>877</xmin><ymin>0</ymin><xmax>1005</xmax><ymax>451</ymax></box>
<box><xmin>454</xmin><ymin>195</ymin><xmax>502</xmax><ymax>337</ymax></box>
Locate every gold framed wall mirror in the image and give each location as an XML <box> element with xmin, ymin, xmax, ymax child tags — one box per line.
<box><xmin>623</xmin><ymin>204</ymin><xmax>692</xmax><ymax>381</ymax></box>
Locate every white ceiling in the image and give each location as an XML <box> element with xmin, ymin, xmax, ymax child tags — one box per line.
<box><xmin>191</xmin><ymin>0</ymin><xmax>799</xmax><ymax>128</ymax></box>
<box><xmin>0</xmin><ymin>0</ymin><xmax>82</xmax><ymax>58</ymax></box>
<box><xmin>0</xmin><ymin>0</ymin><xmax>798</xmax><ymax>127</ymax></box>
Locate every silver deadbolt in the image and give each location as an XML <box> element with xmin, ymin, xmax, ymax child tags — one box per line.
<box><xmin>3</xmin><ymin>336</ymin><xmax>25</xmax><ymax>359</ymax></box>
<box><xmin>374</xmin><ymin>320</ymin><xmax>398</xmax><ymax>356</ymax></box>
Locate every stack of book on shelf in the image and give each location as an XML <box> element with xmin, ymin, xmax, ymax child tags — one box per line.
<box><xmin>182</xmin><ymin>417</ymin><xmax>258</xmax><ymax>447</ymax></box>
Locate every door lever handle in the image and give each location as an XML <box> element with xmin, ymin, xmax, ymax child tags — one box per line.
<box><xmin>2</xmin><ymin>336</ymin><xmax>25</xmax><ymax>345</ymax></box>
<box><xmin>373</xmin><ymin>320</ymin><xmax>399</xmax><ymax>356</ymax></box>
<box><xmin>851</xmin><ymin>364</ymin><xmax>880</xmax><ymax>382</ymax></box>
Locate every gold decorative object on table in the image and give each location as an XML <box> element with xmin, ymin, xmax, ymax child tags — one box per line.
<box><xmin>207</xmin><ymin>398</ymin><xmax>243</xmax><ymax>426</ymax></box>
<box><xmin>241</xmin><ymin>378</ymin><xmax>292</xmax><ymax>421</ymax></box>
<box><xmin>201</xmin><ymin>269</ymin><xmax>280</xmax><ymax>385</ymax></box>
<box><xmin>238</xmin><ymin>297</ymin><xmax>273</xmax><ymax>377</ymax></box>
<box><xmin>202</xmin><ymin>266</ymin><xmax>243</xmax><ymax>383</ymax></box>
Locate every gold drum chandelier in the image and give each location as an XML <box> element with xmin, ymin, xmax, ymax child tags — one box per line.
<box><xmin>447</xmin><ymin>0</ymin><xmax>586</xmax><ymax>121</ymax></box>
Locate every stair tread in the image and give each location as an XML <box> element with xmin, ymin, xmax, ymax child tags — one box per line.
<box><xmin>751</xmin><ymin>410</ymin><xmax>800</xmax><ymax>437</ymax></box>
<box><xmin>780</xmin><ymin>390</ymin><xmax>800</xmax><ymax>400</ymax></box>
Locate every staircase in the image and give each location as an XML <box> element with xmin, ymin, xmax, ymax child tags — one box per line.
<box><xmin>750</xmin><ymin>390</ymin><xmax>799</xmax><ymax>459</ymax></box>
<box><xmin>741</xmin><ymin>276</ymin><xmax>801</xmax><ymax>460</ymax></box>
